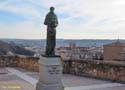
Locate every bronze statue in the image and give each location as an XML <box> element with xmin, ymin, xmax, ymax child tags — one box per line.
<box><xmin>44</xmin><ymin>7</ymin><xmax>58</xmax><ymax>56</ymax></box>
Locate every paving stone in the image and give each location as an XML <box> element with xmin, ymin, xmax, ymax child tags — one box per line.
<box><xmin>0</xmin><ymin>67</ymin><xmax>124</xmax><ymax>90</ymax></box>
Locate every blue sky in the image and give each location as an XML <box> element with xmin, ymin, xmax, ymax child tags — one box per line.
<box><xmin>0</xmin><ymin>0</ymin><xmax>125</xmax><ymax>39</ymax></box>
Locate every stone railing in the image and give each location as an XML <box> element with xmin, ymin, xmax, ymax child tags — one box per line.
<box><xmin>16</xmin><ymin>56</ymin><xmax>39</xmax><ymax>71</ymax></box>
<box><xmin>0</xmin><ymin>55</ymin><xmax>39</xmax><ymax>72</ymax></box>
<box><xmin>0</xmin><ymin>55</ymin><xmax>125</xmax><ymax>83</ymax></box>
<box><xmin>63</xmin><ymin>60</ymin><xmax>125</xmax><ymax>83</ymax></box>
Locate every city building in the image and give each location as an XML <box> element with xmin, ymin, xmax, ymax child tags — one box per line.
<box><xmin>57</xmin><ymin>43</ymin><xmax>103</xmax><ymax>60</ymax></box>
<box><xmin>103</xmin><ymin>41</ymin><xmax>125</xmax><ymax>61</ymax></box>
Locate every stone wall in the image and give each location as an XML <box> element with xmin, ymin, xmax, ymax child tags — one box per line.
<box><xmin>0</xmin><ymin>55</ymin><xmax>39</xmax><ymax>72</ymax></box>
<box><xmin>0</xmin><ymin>55</ymin><xmax>18</xmax><ymax>67</ymax></box>
<box><xmin>0</xmin><ymin>55</ymin><xmax>125</xmax><ymax>83</ymax></box>
<box><xmin>63</xmin><ymin>60</ymin><xmax>125</xmax><ymax>83</ymax></box>
<box><xmin>16</xmin><ymin>56</ymin><xmax>39</xmax><ymax>72</ymax></box>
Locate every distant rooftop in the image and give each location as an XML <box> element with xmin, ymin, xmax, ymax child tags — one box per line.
<box><xmin>104</xmin><ymin>40</ymin><xmax>125</xmax><ymax>47</ymax></box>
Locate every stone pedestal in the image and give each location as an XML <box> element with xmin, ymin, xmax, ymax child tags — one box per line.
<box><xmin>36</xmin><ymin>56</ymin><xmax>64</xmax><ymax>90</ymax></box>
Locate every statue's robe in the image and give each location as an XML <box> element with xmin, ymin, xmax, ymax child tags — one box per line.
<box><xmin>44</xmin><ymin>12</ymin><xmax>58</xmax><ymax>56</ymax></box>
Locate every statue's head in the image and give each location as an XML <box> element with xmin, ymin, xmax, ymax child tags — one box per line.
<box><xmin>50</xmin><ymin>7</ymin><xmax>55</xmax><ymax>12</ymax></box>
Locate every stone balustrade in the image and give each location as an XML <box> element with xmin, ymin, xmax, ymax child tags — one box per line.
<box><xmin>63</xmin><ymin>60</ymin><xmax>125</xmax><ymax>83</ymax></box>
<box><xmin>0</xmin><ymin>55</ymin><xmax>39</xmax><ymax>72</ymax></box>
<box><xmin>0</xmin><ymin>55</ymin><xmax>125</xmax><ymax>83</ymax></box>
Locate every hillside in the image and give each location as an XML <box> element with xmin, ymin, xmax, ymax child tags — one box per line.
<box><xmin>1</xmin><ymin>39</ymin><xmax>125</xmax><ymax>47</ymax></box>
<box><xmin>0</xmin><ymin>40</ymin><xmax>34</xmax><ymax>56</ymax></box>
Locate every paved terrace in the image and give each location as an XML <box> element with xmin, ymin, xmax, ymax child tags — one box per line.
<box><xmin>0</xmin><ymin>68</ymin><xmax>125</xmax><ymax>90</ymax></box>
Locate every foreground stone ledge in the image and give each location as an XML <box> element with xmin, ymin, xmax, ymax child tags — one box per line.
<box><xmin>63</xmin><ymin>60</ymin><xmax>125</xmax><ymax>83</ymax></box>
<box><xmin>0</xmin><ymin>55</ymin><xmax>125</xmax><ymax>83</ymax></box>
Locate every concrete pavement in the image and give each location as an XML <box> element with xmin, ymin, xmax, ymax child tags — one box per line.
<box><xmin>0</xmin><ymin>68</ymin><xmax>125</xmax><ymax>90</ymax></box>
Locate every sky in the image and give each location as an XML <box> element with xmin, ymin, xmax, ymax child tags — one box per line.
<box><xmin>0</xmin><ymin>0</ymin><xmax>125</xmax><ymax>39</ymax></box>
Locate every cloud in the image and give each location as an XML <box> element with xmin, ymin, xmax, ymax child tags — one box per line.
<box><xmin>0</xmin><ymin>0</ymin><xmax>42</xmax><ymax>20</ymax></box>
<box><xmin>0</xmin><ymin>0</ymin><xmax>125</xmax><ymax>39</ymax></box>
<box><xmin>113</xmin><ymin>0</ymin><xmax>125</xmax><ymax>6</ymax></box>
<box><xmin>0</xmin><ymin>21</ymin><xmax>45</xmax><ymax>39</ymax></box>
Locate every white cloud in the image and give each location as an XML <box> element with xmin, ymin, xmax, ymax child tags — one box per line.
<box><xmin>0</xmin><ymin>0</ymin><xmax>42</xmax><ymax>20</ymax></box>
<box><xmin>0</xmin><ymin>0</ymin><xmax>125</xmax><ymax>39</ymax></box>
<box><xmin>0</xmin><ymin>21</ymin><xmax>45</xmax><ymax>39</ymax></box>
<box><xmin>113</xmin><ymin>0</ymin><xmax>125</xmax><ymax>6</ymax></box>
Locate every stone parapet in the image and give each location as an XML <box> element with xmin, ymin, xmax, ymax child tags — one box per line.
<box><xmin>0</xmin><ymin>55</ymin><xmax>39</xmax><ymax>72</ymax></box>
<box><xmin>63</xmin><ymin>60</ymin><xmax>125</xmax><ymax>83</ymax></box>
<box><xmin>0</xmin><ymin>55</ymin><xmax>125</xmax><ymax>83</ymax></box>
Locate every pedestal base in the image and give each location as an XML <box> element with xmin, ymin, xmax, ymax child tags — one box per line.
<box><xmin>36</xmin><ymin>56</ymin><xmax>64</xmax><ymax>90</ymax></box>
<box><xmin>36</xmin><ymin>81</ymin><xmax>64</xmax><ymax>90</ymax></box>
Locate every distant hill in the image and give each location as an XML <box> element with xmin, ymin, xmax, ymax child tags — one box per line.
<box><xmin>0</xmin><ymin>40</ymin><xmax>34</xmax><ymax>56</ymax></box>
<box><xmin>1</xmin><ymin>39</ymin><xmax>125</xmax><ymax>47</ymax></box>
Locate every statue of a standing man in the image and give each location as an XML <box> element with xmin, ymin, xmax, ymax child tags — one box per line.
<box><xmin>44</xmin><ymin>7</ymin><xmax>58</xmax><ymax>56</ymax></box>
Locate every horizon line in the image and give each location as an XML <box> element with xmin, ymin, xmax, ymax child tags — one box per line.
<box><xmin>0</xmin><ymin>38</ymin><xmax>125</xmax><ymax>40</ymax></box>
